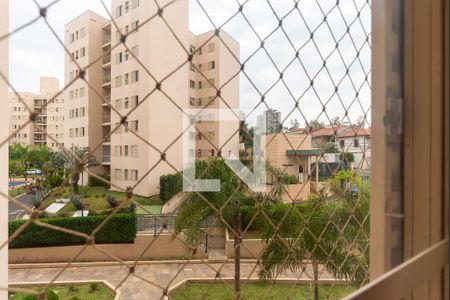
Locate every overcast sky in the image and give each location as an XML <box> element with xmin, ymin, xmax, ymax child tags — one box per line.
<box><xmin>9</xmin><ymin>0</ymin><xmax>371</xmax><ymax>128</ymax></box>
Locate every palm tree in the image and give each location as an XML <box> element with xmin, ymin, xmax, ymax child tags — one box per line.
<box><xmin>256</xmin><ymin>171</ymin><xmax>370</xmax><ymax>300</ymax></box>
<box><xmin>175</xmin><ymin>159</ymin><xmax>287</xmax><ymax>300</ymax></box>
<box><xmin>56</xmin><ymin>146</ymin><xmax>98</xmax><ymax>194</ymax></box>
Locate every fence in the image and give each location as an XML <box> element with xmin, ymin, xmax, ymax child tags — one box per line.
<box><xmin>1</xmin><ymin>0</ymin><xmax>373</xmax><ymax>299</ymax></box>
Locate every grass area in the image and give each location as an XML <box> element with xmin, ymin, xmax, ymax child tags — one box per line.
<box><xmin>135</xmin><ymin>205</ymin><xmax>162</xmax><ymax>215</ymax></box>
<box><xmin>9</xmin><ymin>283</ymin><xmax>115</xmax><ymax>300</ymax></box>
<box><xmin>41</xmin><ymin>186</ymin><xmax>164</xmax><ymax>215</ymax></box>
<box><xmin>170</xmin><ymin>282</ymin><xmax>354</xmax><ymax>300</ymax></box>
<box><xmin>8</xmin><ymin>186</ymin><xmax>27</xmax><ymax>198</ymax></box>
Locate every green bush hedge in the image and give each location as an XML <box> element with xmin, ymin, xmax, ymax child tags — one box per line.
<box><xmin>9</xmin><ymin>213</ymin><xmax>136</xmax><ymax>249</ymax></box>
<box><xmin>159</xmin><ymin>173</ymin><xmax>182</xmax><ymax>202</ymax></box>
<box><xmin>281</xmin><ymin>174</ymin><xmax>298</xmax><ymax>184</ymax></box>
<box><xmin>88</xmin><ymin>173</ymin><xmax>111</xmax><ymax>188</ymax></box>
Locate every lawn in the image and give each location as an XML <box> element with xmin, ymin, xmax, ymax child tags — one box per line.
<box><xmin>8</xmin><ymin>186</ymin><xmax>27</xmax><ymax>198</ymax></box>
<box><xmin>170</xmin><ymin>282</ymin><xmax>354</xmax><ymax>300</ymax></box>
<box><xmin>41</xmin><ymin>186</ymin><xmax>164</xmax><ymax>215</ymax></box>
<box><xmin>9</xmin><ymin>283</ymin><xmax>115</xmax><ymax>300</ymax></box>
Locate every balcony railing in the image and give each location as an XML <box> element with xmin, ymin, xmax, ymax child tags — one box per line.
<box><xmin>102</xmin><ymin>55</ymin><xmax>111</xmax><ymax>65</ymax></box>
<box><xmin>102</xmin><ymin>36</ymin><xmax>111</xmax><ymax>45</ymax></box>
<box><xmin>102</xmin><ymin>115</ymin><xmax>111</xmax><ymax>123</ymax></box>
<box><xmin>103</xmin><ymin>155</ymin><xmax>110</xmax><ymax>162</ymax></box>
<box><xmin>102</xmin><ymin>75</ymin><xmax>111</xmax><ymax>84</ymax></box>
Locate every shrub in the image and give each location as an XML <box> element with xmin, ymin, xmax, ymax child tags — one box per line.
<box><xmin>70</xmin><ymin>193</ymin><xmax>84</xmax><ymax>210</ymax></box>
<box><xmin>281</xmin><ymin>174</ymin><xmax>298</xmax><ymax>184</ymax></box>
<box><xmin>30</xmin><ymin>194</ymin><xmax>42</xmax><ymax>209</ymax></box>
<box><xmin>47</xmin><ymin>290</ymin><xmax>59</xmax><ymax>300</ymax></box>
<box><xmin>90</xmin><ymin>283</ymin><xmax>99</xmax><ymax>293</ymax></box>
<box><xmin>159</xmin><ymin>173</ymin><xmax>182</xmax><ymax>201</ymax></box>
<box><xmin>105</xmin><ymin>191</ymin><xmax>118</xmax><ymax>207</ymax></box>
<box><xmin>43</xmin><ymin>174</ymin><xmax>64</xmax><ymax>189</ymax></box>
<box><xmin>88</xmin><ymin>173</ymin><xmax>111</xmax><ymax>188</ymax></box>
<box><xmin>339</xmin><ymin>152</ymin><xmax>355</xmax><ymax>163</ymax></box>
<box><xmin>68</xmin><ymin>285</ymin><xmax>78</xmax><ymax>294</ymax></box>
<box><xmin>9</xmin><ymin>213</ymin><xmax>137</xmax><ymax>248</ymax></box>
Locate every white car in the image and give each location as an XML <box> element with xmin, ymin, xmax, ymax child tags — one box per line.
<box><xmin>25</xmin><ymin>169</ymin><xmax>42</xmax><ymax>175</ymax></box>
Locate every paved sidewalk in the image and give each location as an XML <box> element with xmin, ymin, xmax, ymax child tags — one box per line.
<box><xmin>9</xmin><ymin>262</ymin><xmax>333</xmax><ymax>299</ymax></box>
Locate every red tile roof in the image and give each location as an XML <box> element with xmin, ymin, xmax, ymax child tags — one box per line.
<box><xmin>311</xmin><ymin>126</ymin><xmax>349</xmax><ymax>137</ymax></box>
<box><xmin>337</xmin><ymin>128</ymin><xmax>371</xmax><ymax>138</ymax></box>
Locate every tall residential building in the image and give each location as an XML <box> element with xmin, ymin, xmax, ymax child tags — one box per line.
<box><xmin>9</xmin><ymin>77</ymin><xmax>64</xmax><ymax>151</ymax></box>
<box><xmin>257</xmin><ymin>109</ymin><xmax>282</xmax><ymax>134</ymax></box>
<box><xmin>64</xmin><ymin>2</ymin><xmax>240</xmax><ymax>196</ymax></box>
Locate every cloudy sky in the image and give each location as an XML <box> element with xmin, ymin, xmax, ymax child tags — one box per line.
<box><xmin>9</xmin><ymin>0</ymin><xmax>371</xmax><ymax>128</ymax></box>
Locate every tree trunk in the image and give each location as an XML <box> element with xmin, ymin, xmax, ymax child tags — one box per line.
<box><xmin>71</xmin><ymin>173</ymin><xmax>79</xmax><ymax>194</ymax></box>
<box><xmin>234</xmin><ymin>208</ymin><xmax>242</xmax><ymax>300</ymax></box>
<box><xmin>313</xmin><ymin>262</ymin><xmax>319</xmax><ymax>300</ymax></box>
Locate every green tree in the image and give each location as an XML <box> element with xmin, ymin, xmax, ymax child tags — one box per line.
<box><xmin>28</xmin><ymin>145</ymin><xmax>52</xmax><ymax>169</ymax></box>
<box><xmin>55</xmin><ymin>146</ymin><xmax>98</xmax><ymax>194</ymax></box>
<box><xmin>306</xmin><ymin>119</ymin><xmax>325</xmax><ymax>133</ymax></box>
<box><xmin>9</xmin><ymin>144</ymin><xmax>32</xmax><ymax>180</ymax></box>
<box><xmin>175</xmin><ymin>159</ymin><xmax>287</xmax><ymax>300</ymax></box>
<box><xmin>256</xmin><ymin>171</ymin><xmax>369</xmax><ymax>300</ymax></box>
<box><xmin>239</xmin><ymin>120</ymin><xmax>254</xmax><ymax>152</ymax></box>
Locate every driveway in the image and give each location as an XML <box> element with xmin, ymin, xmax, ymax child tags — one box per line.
<box><xmin>8</xmin><ymin>191</ymin><xmax>45</xmax><ymax>220</ymax></box>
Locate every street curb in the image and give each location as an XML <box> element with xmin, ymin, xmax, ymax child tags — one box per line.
<box><xmin>9</xmin><ymin>259</ymin><xmax>260</xmax><ymax>269</ymax></box>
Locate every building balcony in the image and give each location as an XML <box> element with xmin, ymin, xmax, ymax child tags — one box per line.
<box><xmin>102</xmin><ymin>155</ymin><xmax>110</xmax><ymax>163</ymax></box>
<box><xmin>102</xmin><ymin>115</ymin><xmax>111</xmax><ymax>124</ymax></box>
<box><xmin>102</xmin><ymin>76</ymin><xmax>111</xmax><ymax>87</ymax></box>
<box><xmin>102</xmin><ymin>55</ymin><xmax>111</xmax><ymax>66</ymax></box>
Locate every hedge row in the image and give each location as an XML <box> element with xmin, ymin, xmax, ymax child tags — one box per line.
<box><xmin>159</xmin><ymin>173</ymin><xmax>182</xmax><ymax>201</ymax></box>
<box><xmin>88</xmin><ymin>173</ymin><xmax>111</xmax><ymax>188</ymax></box>
<box><xmin>9</xmin><ymin>213</ymin><xmax>136</xmax><ymax>249</ymax></box>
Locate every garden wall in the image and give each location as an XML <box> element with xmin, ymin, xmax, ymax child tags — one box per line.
<box><xmin>225</xmin><ymin>230</ymin><xmax>267</xmax><ymax>259</ymax></box>
<box><xmin>9</xmin><ymin>233</ymin><xmax>207</xmax><ymax>263</ymax></box>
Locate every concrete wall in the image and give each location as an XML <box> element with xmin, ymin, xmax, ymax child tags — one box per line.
<box><xmin>225</xmin><ymin>230</ymin><xmax>266</xmax><ymax>259</ymax></box>
<box><xmin>9</xmin><ymin>234</ymin><xmax>206</xmax><ymax>264</ymax></box>
<box><xmin>0</xmin><ymin>0</ymin><xmax>8</xmax><ymax>295</ymax></box>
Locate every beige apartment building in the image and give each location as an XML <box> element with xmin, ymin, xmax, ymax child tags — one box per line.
<box><xmin>64</xmin><ymin>1</ymin><xmax>240</xmax><ymax>196</ymax></box>
<box><xmin>9</xmin><ymin>77</ymin><xmax>64</xmax><ymax>151</ymax></box>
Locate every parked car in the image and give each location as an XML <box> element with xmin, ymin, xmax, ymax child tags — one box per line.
<box><xmin>25</xmin><ymin>169</ymin><xmax>42</xmax><ymax>175</ymax></box>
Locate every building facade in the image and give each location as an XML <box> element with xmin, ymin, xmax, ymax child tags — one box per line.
<box><xmin>9</xmin><ymin>77</ymin><xmax>64</xmax><ymax>151</ymax></box>
<box><xmin>257</xmin><ymin>109</ymin><xmax>281</xmax><ymax>134</ymax></box>
<box><xmin>64</xmin><ymin>2</ymin><xmax>240</xmax><ymax>196</ymax></box>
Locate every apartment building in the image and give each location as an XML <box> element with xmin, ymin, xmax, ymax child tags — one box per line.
<box><xmin>9</xmin><ymin>77</ymin><xmax>64</xmax><ymax>151</ymax></box>
<box><xmin>257</xmin><ymin>109</ymin><xmax>282</xmax><ymax>134</ymax></box>
<box><xmin>64</xmin><ymin>2</ymin><xmax>240</xmax><ymax>196</ymax></box>
<box><xmin>64</xmin><ymin>11</ymin><xmax>110</xmax><ymax>176</ymax></box>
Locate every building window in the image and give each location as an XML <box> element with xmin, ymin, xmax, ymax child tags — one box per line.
<box><xmin>124</xmin><ymin>1</ymin><xmax>129</xmax><ymax>13</ymax></box>
<box><xmin>190</xmin><ymin>62</ymin><xmax>195</xmax><ymax>72</ymax></box>
<box><xmin>340</xmin><ymin>140</ymin><xmax>345</xmax><ymax>148</ymax></box>
<box><xmin>124</xmin><ymin>73</ymin><xmax>129</xmax><ymax>85</ymax></box>
<box><xmin>116</xmin><ymin>52</ymin><xmax>122</xmax><ymax>64</ymax></box>
<box><xmin>132</xmin><ymin>20</ymin><xmax>139</xmax><ymax>32</ymax></box>
<box><xmin>189</xmin><ymin>97</ymin><xmax>195</xmax><ymax>105</ymax></box>
<box><xmin>208</xmin><ymin>43</ymin><xmax>215</xmax><ymax>52</ymax></box>
<box><xmin>124</xmin><ymin>145</ymin><xmax>129</xmax><ymax>156</ymax></box>
<box><xmin>131</xmin><ymin>70</ymin><xmax>139</xmax><ymax>83</ymax></box>
<box><xmin>132</xmin><ymin>45</ymin><xmax>139</xmax><ymax>57</ymax></box>
<box><xmin>198</xmin><ymin>81</ymin><xmax>203</xmax><ymax>89</ymax></box>
<box><xmin>70</xmin><ymin>33</ymin><xmax>74</xmax><ymax>43</ymax></box>
<box><xmin>131</xmin><ymin>169</ymin><xmax>138</xmax><ymax>181</ymax></box>
<box><xmin>189</xmin><ymin>80</ymin><xmax>195</xmax><ymax>89</ymax></box>
<box><xmin>115</xmin><ymin>146</ymin><xmax>122</xmax><ymax>156</ymax></box>
<box><xmin>124</xmin><ymin>97</ymin><xmax>129</xmax><ymax>109</ymax></box>
<box><xmin>208</xmin><ymin>78</ymin><xmax>215</xmax><ymax>88</ymax></box>
<box><xmin>115</xmin><ymin>76</ymin><xmax>122</xmax><ymax>87</ymax></box>
<box><xmin>80</xmin><ymin>87</ymin><xmax>85</xmax><ymax>97</ymax></box>
<box><xmin>79</xmin><ymin>27</ymin><xmax>85</xmax><ymax>38</ymax></box>
<box><xmin>131</xmin><ymin>145</ymin><xmax>139</xmax><ymax>157</ymax></box>
<box><xmin>80</xmin><ymin>47</ymin><xmax>86</xmax><ymax>58</ymax></box>
<box><xmin>131</xmin><ymin>120</ymin><xmax>138</xmax><ymax>132</ymax></box>
<box><xmin>124</xmin><ymin>169</ymin><xmax>129</xmax><ymax>181</ymax></box>
<box><xmin>354</xmin><ymin>138</ymin><xmax>360</xmax><ymax>147</ymax></box>
<box><xmin>131</xmin><ymin>0</ymin><xmax>139</xmax><ymax>9</ymax></box>
<box><xmin>114</xmin><ymin>169</ymin><xmax>123</xmax><ymax>180</ymax></box>
<box><xmin>115</xmin><ymin>99</ymin><xmax>122</xmax><ymax>110</ymax></box>
<box><xmin>208</xmin><ymin>60</ymin><xmax>216</xmax><ymax>70</ymax></box>
<box><xmin>116</xmin><ymin>5</ymin><xmax>122</xmax><ymax>18</ymax></box>
<box><xmin>131</xmin><ymin>95</ymin><xmax>139</xmax><ymax>107</ymax></box>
